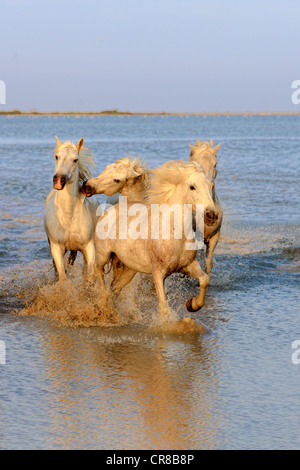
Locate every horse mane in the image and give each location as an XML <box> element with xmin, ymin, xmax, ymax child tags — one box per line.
<box><xmin>147</xmin><ymin>160</ymin><xmax>205</xmax><ymax>206</ymax></box>
<box><xmin>115</xmin><ymin>156</ymin><xmax>148</xmax><ymax>175</ymax></box>
<box><xmin>53</xmin><ymin>140</ymin><xmax>95</xmax><ymax>184</ymax></box>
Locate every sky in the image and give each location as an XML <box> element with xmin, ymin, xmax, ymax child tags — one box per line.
<box><xmin>0</xmin><ymin>0</ymin><xmax>300</xmax><ymax>113</ymax></box>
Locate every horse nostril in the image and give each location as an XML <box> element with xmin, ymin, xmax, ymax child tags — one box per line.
<box><xmin>53</xmin><ymin>174</ymin><xmax>67</xmax><ymax>189</ymax></box>
<box><xmin>205</xmin><ymin>210</ymin><xmax>219</xmax><ymax>224</ymax></box>
<box><xmin>82</xmin><ymin>182</ymin><xmax>94</xmax><ymax>196</ymax></box>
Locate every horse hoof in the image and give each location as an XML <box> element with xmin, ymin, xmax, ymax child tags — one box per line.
<box><xmin>186</xmin><ymin>299</ymin><xmax>202</xmax><ymax>313</ymax></box>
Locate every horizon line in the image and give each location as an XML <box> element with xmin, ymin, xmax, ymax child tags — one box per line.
<box><xmin>1</xmin><ymin>109</ymin><xmax>300</xmax><ymax>116</ymax></box>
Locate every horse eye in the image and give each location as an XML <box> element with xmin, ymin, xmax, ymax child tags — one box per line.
<box><xmin>74</xmin><ymin>159</ymin><xmax>78</xmax><ymax>163</ymax></box>
<box><xmin>114</xmin><ymin>179</ymin><xmax>120</xmax><ymax>183</ymax></box>
<box><xmin>190</xmin><ymin>185</ymin><xmax>196</xmax><ymax>190</ymax></box>
<box><xmin>55</xmin><ymin>155</ymin><xmax>58</xmax><ymax>160</ymax></box>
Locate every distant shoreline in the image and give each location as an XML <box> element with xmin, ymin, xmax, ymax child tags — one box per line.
<box><xmin>1</xmin><ymin>110</ymin><xmax>300</xmax><ymax>116</ymax></box>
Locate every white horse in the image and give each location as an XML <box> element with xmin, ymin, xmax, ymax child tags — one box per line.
<box><xmin>82</xmin><ymin>156</ymin><xmax>149</xmax><ymax>203</ymax></box>
<box><xmin>189</xmin><ymin>139</ymin><xmax>223</xmax><ymax>274</ymax></box>
<box><xmin>94</xmin><ymin>160</ymin><xmax>220</xmax><ymax>317</ymax></box>
<box><xmin>81</xmin><ymin>156</ymin><xmax>149</xmax><ymax>280</ymax></box>
<box><xmin>44</xmin><ymin>137</ymin><xmax>99</xmax><ymax>281</ymax></box>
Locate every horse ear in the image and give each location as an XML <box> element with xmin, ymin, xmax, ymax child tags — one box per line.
<box><xmin>131</xmin><ymin>169</ymin><xmax>142</xmax><ymax>178</ymax></box>
<box><xmin>55</xmin><ymin>136</ymin><xmax>62</xmax><ymax>147</ymax></box>
<box><xmin>214</xmin><ymin>143</ymin><xmax>221</xmax><ymax>152</ymax></box>
<box><xmin>196</xmin><ymin>139</ymin><xmax>201</xmax><ymax>145</ymax></box>
<box><xmin>210</xmin><ymin>139</ymin><xmax>213</xmax><ymax>146</ymax></box>
<box><xmin>77</xmin><ymin>137</ymin><xmax>84</xmax><ymax>153</ymax></box>
<box><xmin>130</xmin><ymin>165</ymin><xmax>145</xmax><ymax>179</ymax></box>
<box><xmin>128</xmin><ymin>158</ymin><xmax>147</xmax><ymax>179</ymax></box>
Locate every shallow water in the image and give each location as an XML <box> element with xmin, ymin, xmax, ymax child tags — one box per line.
<box><xmin>0</xmin><ymin>115</ymin><xmax>299</xmax><ymax>449</ymax></box>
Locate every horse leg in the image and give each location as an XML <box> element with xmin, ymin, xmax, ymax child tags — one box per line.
<box><xmin>47</xmin><ymin>237</ymin><xmax>59</xmax><ymax>279</ymax></box>
<box><xmin>82</xmin><ymin>240</ymin><xmax>97</xmax><ymax>282</ymax></box>
<box><xmin>68</xmin><ymin>250</ymin><xmax>77</xmax><ymax>266</ymax></box>
<box><xmin>182</xmin><ymin>260</ymin><xmax>210</xmax><ymax>312</ymax></box>
<box><xmin>50</xmin><ymin>243</ymin><xmax>66</xmax><ymax>281</ymax></box>
<box><xmin>52</xmin><ymin>260</ymin><xmax>59</xmax><ymax>281</ymax></box>
<box><xmin>152</xmin><ymin>269</ymin><xmax>170</xmax><ymax>317</ymax></box>
<box><xmin>205</xmin><ymin>231</ymin><xmax>220</xmax><ymax>275</ymax></box>
<box><xmin>112</xmin><ymin>266</ymin><xmax>137</xmax><ymax>295</ymax></box>
<box><xmin>95</xmin><ymin>244</ymin><xmax>112</xmax><ymax>310</ymax></box>
<box><xmin>111</xmin><ymin>254</ymin><xmax>125</xmax><ymax>283</ymax></box>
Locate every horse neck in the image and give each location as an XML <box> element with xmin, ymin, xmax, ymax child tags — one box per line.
<box><xmin>121</xmin><ymin>178</ymin><xmax>147</xmax><ymax>203</ymax></box>
<box><xmin>55</xmin><ymin>175</ymin><xmax>81</xmax><ymax>216</ymax></box>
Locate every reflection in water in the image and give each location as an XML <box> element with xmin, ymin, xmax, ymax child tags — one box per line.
<box><xmin>36</xmin><ymin>326</ymin><xmax>224</xmax><ymax>449</ymax></box>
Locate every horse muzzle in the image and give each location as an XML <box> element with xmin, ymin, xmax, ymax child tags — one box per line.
<box><xmin>53</xmin><ymin>175</ymin><xmax>67</xmax><ymax>190</ymax></box>
<box><xmin>204</xmin><ymin>209</ymin><xmax>219</xmax><ymax>226</ymax></box>
<box><xmin>81</xmin><ymin>180</ymin><xmax>96</xmax><ymax>197</ymax></box>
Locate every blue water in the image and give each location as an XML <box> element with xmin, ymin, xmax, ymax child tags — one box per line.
<box><xmin>0</xmin><ymin>115</ymin><xmax>299</xmax><ymax>449</ymax></box>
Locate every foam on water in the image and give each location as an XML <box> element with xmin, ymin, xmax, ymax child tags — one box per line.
<box><xmin>1</xmin><ymin>218</ymin><xmax>299</xmax><ymax>330</ymax></box>
<box><xmin>20</xmin><ymin>273</ymin><xmax>206</xmax><ymax>336</ymax></box>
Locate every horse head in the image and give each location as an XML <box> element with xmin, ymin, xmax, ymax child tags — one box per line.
<box><xmin>82</xmin><ymin>156</ymin><xmax>148</xmax><ymax>197</ymax></box>
<box><xmin>53</xmin><ymin>137</ymin><xmax>84</xmax><ymax>190</ymax></box>
<box><xmin>148</xmin><ymin>160</ymin><xmax>220</xmax><ymax>226</ymax></box>
<box><xmin>182</xmin><ymin>161</ymin><xmax>219</xmax><ymax>225</ymax></box>
<box><xmin>189</xmin><ymin>139</ymin><xmax>220</xmax><ymax>182</ymax></box>
<box><xmin>53</xmin><ymin>137</ymin><xmax>94</xmax><ymax>191</ymax></box>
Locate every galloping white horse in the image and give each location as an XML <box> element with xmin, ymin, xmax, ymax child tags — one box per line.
<box><xmin>44</xmin><ymin>137</ymin><xmax>99</xmax><ymax>281</ymax></box>
<box><xmin>189</xmin><ymin>139</ymin><xmax>223</xmax><ymax>274</ymax></box>
<box><xmin>94</xmin><ymin>160</ymin><xmax>220</xmax><ymax>317</ymax></box>
<box><xmin>81</xmin><ymin>156</ymin><xmax>149</xmax><ymax>279</ymax></box>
